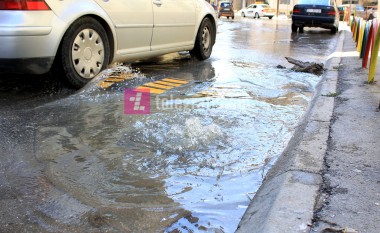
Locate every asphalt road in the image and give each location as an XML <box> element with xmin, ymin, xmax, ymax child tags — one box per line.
<box><xmin>0</xmin><ymin>18</ymin><xmax>340</xmax><ymax>232</ymax></box>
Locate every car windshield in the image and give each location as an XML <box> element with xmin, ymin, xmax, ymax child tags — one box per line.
<box><xmin>221</xmin><ymin>2</ymin><xmax>231</xmax><ymax>7</ymax></box>
<box><xmin>356</xmin><ymin>6</ymin><xmax>364</xmax><ymax>11</ymax></box>
<box><xmin>298</xmin><ymin>0</ymin><xmax>330</xmax><ymax>5</ymax></box>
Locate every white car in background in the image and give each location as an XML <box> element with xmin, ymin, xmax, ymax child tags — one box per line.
<box><xmin>0</xmin><ymin>0</ymin><xmax>217</xmax><ymax>88</ymax></box>
<box><xmin>240</xmin><ymin>4</ymin><xmax>276</xmax><ymax>19</ymax></box>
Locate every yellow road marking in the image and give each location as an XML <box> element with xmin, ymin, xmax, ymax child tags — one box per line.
<box><xmin>192</xmin><ymin>90</ymin><xmax>219</xmax><ymax>98</ymax></box>
<box><xmin>98</xmin><ymin>81</ymin><xmax>114</xmax><ymax>89</ymax></box>
<box><xmin>140</xmin><ymin>87</ymin><xmax>166</xmax><ymax>94</ymax></box>
<box><xmin>97</xmin><ymin>71</ymin><xmax>135</xmax><ymax>89</ymax></box>
<box><xmin>133</xmin><ymin>78</ymin><xmax>189</xmax><ymax>95</ymax></box>
<box><xmin>162</xmin><ymin>78</ymin><xmax>189</xmax><ymax>84</ymax></box>
<box><xmin>104</xmin><ymin>77</ymin><xmax>126</xmax><ymax>82</ymax></box>
<box><xmin>143</xmin><ymin>82</ymin><xmax>174</xmax><ymax>90</ymax></box>
<box><xmin>154</xmin><ymin>81</ymin><xmax>182</xmax><ymax>87</ymax></box>
<box><xmin>98</xmin><ymin>75</ymin><xmax>189</xmax><ymax>94</ymax></box>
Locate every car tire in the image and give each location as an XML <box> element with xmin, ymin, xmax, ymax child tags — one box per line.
<box><xmin>255</xmin><ymin>12</ymin><xmax>260</xmax><ymax>19</ymax></box>
<box><xmin>190</xmin><ymin>17</ymin><xmax>215</xmax><ymax>61</ymax></box>
<box><xmin>232</xmin><ymin>16</ymin><xmax>235</xmax><ymax>19</ymax></box>
<box><xmin>227</xmin><ymin>16</ymin><xmax>230</xmax><ymax>19</ymax></box>
<box><xmin>331</xmin><ymin>26</ymin><xmax>337</xmax><ymax>34</ymax></box>
<box><xmin>291</xmin><ymin>23</ymin><xmax>298</xmax><ymax>32</ymax></box>
<box><xmin>269</xmin><ymin>16</ymin><xmax>273</xmax><ymax>19</ymax></box>
<box><xmin>299</xmin><ymin>26</ymin><xmax>304</xmax><ymax>33</ymax></box>
<box><xmin>60</xmin><ymin>17</ymin><xmax>110</xmax><ymax>88</ymax></box>
<box><xmin>242</xmin><ymin>12</ymin><xmax>246</xmax><ymax>17</ymax></box>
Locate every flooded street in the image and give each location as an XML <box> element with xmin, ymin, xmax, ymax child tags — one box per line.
<box><xmin>0</xmin><ymin>18</ymin><xmax>339</xmax><ymax>232</ymax></box>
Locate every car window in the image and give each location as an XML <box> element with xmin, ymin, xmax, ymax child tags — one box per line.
<box><xmin>262</xmin><ymin>5</ymin><xmax>270</xmax><ymax>8</ymax></box>
<box><xmin>221</xmin><ymin>2</ymin><xmax>231</xmax><ymax>8</ymax></box>
<box><xmin>356</xmin><ymin>6</ymin><xmax>364</xmax><ymax>11</ymax></box>
<box><xmin>298</xmin><ymin>0</ymin><xmax>330</xmax><ymax>5</ymax></box>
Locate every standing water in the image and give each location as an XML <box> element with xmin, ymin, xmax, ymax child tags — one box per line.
<box><xmin>0</xmin><ymin>19</ymin><xmax>339</xmax><ymax>232</ymax></box>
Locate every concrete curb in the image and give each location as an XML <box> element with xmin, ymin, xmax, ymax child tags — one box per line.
<box><xmin>236</xmin><ymin>32</ymin><xmax>345</xmax><ymax>233</ymax></box>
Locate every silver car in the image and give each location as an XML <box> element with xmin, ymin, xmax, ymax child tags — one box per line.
<box><xmin>0</xmin><ymin>0</ymin><xmax>217</xmax><ymax>88</ymax></box>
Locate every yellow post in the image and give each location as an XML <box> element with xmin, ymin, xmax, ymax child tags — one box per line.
<box><xmin>354</xmin><ymin>19</ymin><xmax>359</xmax><ymax>41</ymax></box>
<box><xmin>368</xmin><ymin>23</ymin><xmax>380</xmax><ymax>83</ymax></box>
<box><xmin>357</xmin><ymin>20</ymin><xmax>366</xmax><ymax>52</ymax></box>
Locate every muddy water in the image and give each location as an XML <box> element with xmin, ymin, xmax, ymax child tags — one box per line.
<box><xmin>0</xmin><ymin>19</ymin><xmax>339</xmax><ymax>232</ymax></box>
<box><xmin>29</xmin><ymin>68</ymin><xmax>318</xmax><ymax>232</ymax></box>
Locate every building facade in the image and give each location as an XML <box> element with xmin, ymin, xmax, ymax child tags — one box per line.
<box><xmin>207</xmin><ymin>0</ymin><xmax>378</xmax><ymax>16</ymax></box>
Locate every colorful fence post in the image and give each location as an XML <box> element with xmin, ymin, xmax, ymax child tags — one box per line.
<box><xmin>360</xmin><ymin>21</ymin><xmax>371</xmax><ymax>59</ymax></box>
<box><xmin>352</xmin><ymin>15</ymin><xmax>380</xmax><ymax>83</ymax></box>
<box><xmin>363</xmin><ymin>19</ymin><xmax>377</xmax><ymax>68</ymax></box>
<box><xmin>352</xmin><ymin>18</ymin><xmax>357</xmax><ymax>37</ymax></box>
<box><xmin>357</xmin><ymin>20</ymin><xmax>366</xmax><ymax>53</ymax></box>
<box><xmin>355</xmin><ymin>18</ymin><xmax>361</xmax><ymax>44</ymax></box>
<box><xmin>368</xmin><ymin>20</ymin><xmax>380</xmax><ymax>83</ymax></box>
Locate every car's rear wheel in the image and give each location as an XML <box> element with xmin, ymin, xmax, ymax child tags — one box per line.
<box><xmin>227</xmin><ymin>16</ymin><xmax>230</xmax><ymax>19</ymax></box>
<box><xmin>269</xmin><ymin>16</ymin><xmax>273</xmax><ymax>19</ymax></box>
<box><xmin>331</xmin><ymin>26</ymin><xmax>338</xmax><ymax>34</ymax></box>
<box><xmin>291</xmin><ymin>23</ymin><xmax>298</xmax><ymax>32</ymax></box>
<box><xmin>255</xmin><ymin>12</ymin><xmax>260</xmax><ymax>19</ymax></box>
<box><xmin>60</xmin><ymin>17</ymin><xmax>110</xmax><ymax>88</ymax></box>
<box><xmin>241</xmin><ymin>12</ymin><xmax>246</xmax><ymax>17</ymax></box>
<box><xmin>299</xmin><ymin>26</ymin><xmax>304</xmax><ymax>33</ymax></box>
<box><xmin>190</xmin><ymin>17</ymin><xmax>215</xmax><ymax>61</ymax></box>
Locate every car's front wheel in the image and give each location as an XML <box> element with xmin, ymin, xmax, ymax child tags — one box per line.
<box><xmin>241</xmin><ymin>12</ymin><xmax>246</xmax><ymax>17</ymax></box>
<box><xmin>60</xmin><ymin>17</ymin><xmax>110</xmax><ymax>88</ymax></box>
<box><xmin>190</xmin><ymin>17</ymin><xmax>215</xmax><ymax>60</ymax></box>
<box><xmin>255</xmin><ymin>12</ymin><xmax>260</xmax><ymax>19</ymax></box>
<box><xmin>269</xmin><ymin>16</ymin><xmax>273</xmax><ymax>19</ymax></box>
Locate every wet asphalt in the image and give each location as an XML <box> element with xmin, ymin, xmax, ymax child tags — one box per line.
<box><xmin>0</xmin><ymin>18</ymin><xmax>340</xmax><ymax>232</ymax></box>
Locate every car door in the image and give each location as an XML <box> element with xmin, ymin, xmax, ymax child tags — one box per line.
<box><xmin>151</xmin><ymin>0</ymin><xmax>196</xmax><ymax>51</ymax></box>
<box><xmin>253</xmin><ymin>5</ymin><xmax>259</xmax><ymax>15</ymax></box>
<box><xmin>246</xmin><ymin>5</ymin><xmax>255</xmax><ymax>17</ymax></box>
<box><xmin>94</xmin><ymin>0</ymin><xmax>153</xmax><ymax>54</ymax></box>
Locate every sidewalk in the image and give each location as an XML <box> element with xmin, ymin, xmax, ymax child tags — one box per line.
<box><xmin>311</xmin><ymin>30</ymin><xmax>380</xmax><ymax>233</ymax></box>
<box><xmin>237</xmin><ymin>29</ymin><xmax>380</xmax><ymax>232</ymax></box>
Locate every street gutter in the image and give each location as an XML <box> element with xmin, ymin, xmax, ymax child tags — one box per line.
<box><xmin>236</xmin><ymin>31</ymin><xmax>345</xmax><ymax>233</ymax></box>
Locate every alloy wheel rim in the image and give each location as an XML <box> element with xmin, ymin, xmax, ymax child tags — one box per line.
<box><xmin>71</xmin><ymin>29</ymin><xmax>104</xmax><ymax>79</ymax></box>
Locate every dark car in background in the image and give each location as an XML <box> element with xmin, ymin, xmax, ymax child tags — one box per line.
<box><xmin>292</xmin><ymin>0</ymin><xmax>339</xmax><ymax>33</ymax></box>
<box><xmin>218</xmin><ymin>1</ymin><xmax>234</xmax><ymax>19</ymax></box>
